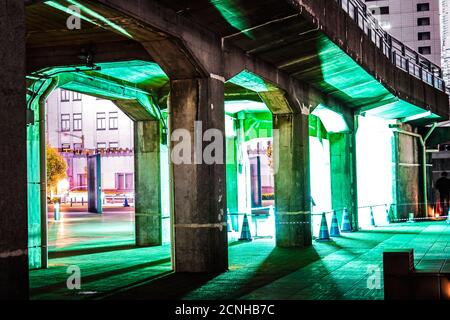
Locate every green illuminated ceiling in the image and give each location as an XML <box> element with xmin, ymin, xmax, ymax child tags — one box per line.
<box><xmin>210</xmin><ymin>0</ymin><xmax>253</xmax><ymax>38</ymax></box>
<box><xmin>315</xmin><ymin>36</ymin><xmax>443</xmax><ymax>123</ymax></box>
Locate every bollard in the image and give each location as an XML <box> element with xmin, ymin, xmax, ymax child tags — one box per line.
<box><xmin>54</xmin><ymin>201</ymin><xmax>60</xmax><ymax>221</ymax></box>
<box><xmin>81</xmin><ymin>197</ymin><xmax>84</xmax><ymax>206</ymax></box>
<box><xmin>70</xmin><ymin>198</ymin><xmax>73</xmax><ymax>207</ymax></box>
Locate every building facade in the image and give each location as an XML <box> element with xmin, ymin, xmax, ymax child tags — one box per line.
<box><xmin>441</xmin><ymin>0</ymin><xmax>450</xmax><ymax>84</ymax></box>
<box><xmin>364</xmin><ymin>0</ymin><xmax>442</xmax><ymax>66</ymax></box>
<box><xmin>46</xmin><ymin>89</ymin><xmax>135</xmax><ymax>192</ymax></box>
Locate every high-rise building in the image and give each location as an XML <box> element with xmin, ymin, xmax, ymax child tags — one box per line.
<box><xmin>46</xmin><ymin>89</ymin><xmax>135</xmax><ymax>192</ymax></box>
<box><xmin>363</xmin><ymin>0</ymin><xmax>442</xmax><ymax>67</ymax></box>
<box><xmin>441</xmin><ymin>0</ymin><xmax>450</xmax><ymax>84</ymax></box>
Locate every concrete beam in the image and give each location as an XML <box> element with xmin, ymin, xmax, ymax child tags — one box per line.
<box><xmin>170</xmin><ymin>78</ymin><xmax>228</xmax><ymax>272</ymax></box>
<box><xmin>0</xmin><ymin>0</ymin><xmax>28</xmax><ymax>299</ymax></box>
<box><xmin>134</xmin><ymin>120</ymin><xmax>162</xmax><ymax>246</ymax></box>
<box><xmin>26</xmin><ymin>40</ymin><xmax>152</xmax><ymax>74</ymax></box>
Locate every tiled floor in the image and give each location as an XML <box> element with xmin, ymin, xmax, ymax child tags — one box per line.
<box><xmin>30</xmin><ymin>220</ymin><xmax>450</xmax><ymax>300</ymax></box>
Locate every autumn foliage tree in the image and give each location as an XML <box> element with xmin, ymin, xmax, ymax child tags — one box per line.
<box><xmin>46</xmin><ymin>145</ymin><xmax>67</xmax><ymax>195</ymax></box>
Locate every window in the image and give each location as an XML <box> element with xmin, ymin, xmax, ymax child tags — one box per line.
<box><xmin>73</xmin><ymin>143</ymin><xmax>83</xmax><ymax>151</ymax></box>
<box><xmin>125</xmin><ymin>173</ymin><xmax>134</xmax><ymax>189</ymax></box>
<box><xmin>116</xmin><ymin>173</ymin><xmax>134</xmax><ymax>190</ymax></box>
<box><xmin>379</xmin><ymin>6</ymin><xmax>389</xmax><ymax>15</ymax></box>
<box><xmin>97</xmin><ymin>142</ymin><xmax>107</xmax><ymax>150</ymax></box>
<box><xmin>418</xmin><ymin>17</ymin><xmax>430</xmax><ymax>26</ymax></box>
<box><xmin>61</xmin><ymin>114</ymin><xmax>70</xmax><ymax>132</ymax></box>
<box><xmin>73</xmin><ymin>92</ymin><xmax>82</xmax><ymax>101</ymax></box>
<box><xmin>417</xmin><ymin>3</ymin><xmax>430</xmax><ymax>12</ymax></box>
<box><xmin>73</xmin><ymin>113</ymin><xmax>82</xmax><ymax>131</ymax></box>
<box><xmin>77</xmin><ymin>174</ymin><xmax>87</xmax><ymax>187</ymax></box>
<box><xmin>109</xmin><ymin>142</ymin><xmax>119</xmax><ymax>150</ymax></box>
<box><xmin>61</xmin><ymin>90</ymin><xmax>70</xmax><ymax>102</ymax></box>
<box><xmin>96</xmin><ymin>112</ymin><xmax>106</xmax><ymax>130</ymax></box>
<box><xmin>61</xmin><ymin>143</ymin><xmax>71</xmax><ymax>152</ymax></box>
<box><xmin>418</xmin><ymin>32</ymin><xmax>431</xmax><ymax>41</ymax></box>
<box><xmin>419</xmin><ymin>46</ymin><xmax>431</xmax><ymax>55</ymax></box>
<box><xmin>109</xmin><ymin>112</ymin><xmax>118</xmax><ymax>130</ymax></box>
<box><xmin>370</xmin><ymin>6</ymin><xmax>389</xmax><ymax>15</ymax></box>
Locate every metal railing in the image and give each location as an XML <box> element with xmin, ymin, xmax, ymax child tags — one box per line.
<box><xmin>335</xmin><ymin>0</ymin><xmax>446</xmax><ymax>92</ymax></box>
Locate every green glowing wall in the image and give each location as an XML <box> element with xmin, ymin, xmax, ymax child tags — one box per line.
<box><xmin>26</xmin><ymin>82</ymin><xmax>49</xmax><ymax>269</ymax></box>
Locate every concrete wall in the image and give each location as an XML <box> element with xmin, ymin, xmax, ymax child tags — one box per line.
<box><xmin>393</xmin><ymin>124</ymin><xmax>422</xmax><ymax>219</ymax></box>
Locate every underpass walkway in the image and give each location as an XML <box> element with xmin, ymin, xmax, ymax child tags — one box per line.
<box><xmin>29</xmin><ymin>221</ymin><xmax>450</xmax><ymax>300</ymax></box>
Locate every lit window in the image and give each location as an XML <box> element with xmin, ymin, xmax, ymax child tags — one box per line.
<box><xmin>61</xmin><ymin>114</ymin><xmax>70</xmax><ymax>132</ymax></box>
<box><xmin>73</xmin><ymin>113</ymin><xmax>82</xmax><ymax>131</ymax></box>
<box><xmin>109</xmin><ymin>112</ymin><xmax>118</xmax><ymax>130</ymax></box>
<box><xmin>96</xmin><ymin>112</ymin><xmax>106</xmax><ymax>130</ymax></box>
<box><xmin>97</xmin><ymin>142</ymin><xmax>107</xmax><ymax>150</ymax></box>
<box><xmin>109</xmin><ymin>142</ymin><xmax>119</xmax><ymax>150</ymax></box>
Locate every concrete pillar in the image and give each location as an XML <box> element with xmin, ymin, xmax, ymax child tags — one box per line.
<box><xmin>134</xmin><ymin>120</ymin><xmax>162</xmax><ymax>246</ymax></box>
<box><xmin>0</xmin><ymin>0</ymin><xmax>28</xmax><ymax>299</ymax></box>
<box><xmin>273</xmin><ymin>113</ymin><xmax>312</xmax><ymax>247</ymax></box>
<box><xmin>329</xmin><ymin>132</ymin><xmax>358</xmax><ymax>229</ymax></box>
<box><xmin>170</xmin><ymin>78</ymin><xmax>228</xmax><ymax>272</ymax></box>
<box><xmin>87</xmin><ymin>154</ymin><xmax>102</xmax><ymax>213</ymax></box>
<box><xmin>392</xmin><ymin>125</ymin><xmax>421</xmax><ymax>220</ymax></box>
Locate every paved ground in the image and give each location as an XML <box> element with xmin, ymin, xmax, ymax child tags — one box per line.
<box><xmin>47</xmin><ymin>206</ymin><xmax>135</xmax><ymax>254</ymax></box>
<box><xmin>30</xmin><ymin>218</ymin><xmax>450</xmax><ymax>300</ymax></box>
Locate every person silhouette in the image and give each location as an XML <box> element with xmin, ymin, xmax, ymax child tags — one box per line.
<box><xmin>435</xmin><ymin>172</ymin><xmax>450</xmax><ymax>215</ymax></box>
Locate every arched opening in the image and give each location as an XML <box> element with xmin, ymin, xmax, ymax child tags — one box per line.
<box><xmin>26</xmin><ymin>60</ymin><xmax>173</xmax><ymax>298</ymax></box>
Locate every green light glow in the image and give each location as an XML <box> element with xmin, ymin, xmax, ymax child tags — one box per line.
<box><xmin>66</xmin><ymin>0</ymin><xmax>133</xmax><ymax>38</ymax></box>
<box><xmin>316</xmin><ymin>36</ymin><xmax>442</xmax><ymax>123</ymax></box>
<box><xmin>312</xmin><ymin>104</ymin><xmax>349</xmax><ymax>133</ymax></box>
<box><xmin>45</xmin><ymin>0</ymin><xmax>133</xmax><ymax>38</ymax></box>
<box><xmin>228</xmin><ymin>71</ymin><xmax>268</xmax><ymax>92</ymax></box>
<box><xmin>225</xmin><ymin>100</ymin><xmax>269</xmax><ymax>114</ymax></box>
<box><xmin>210</xmin><ymin>0</ymin><xmax>253</xmax><ymax>38</ymax></box>
<box><xmin>44</xmin><ymin>1</ymin><xmax>98</xmax><ymax>26</ymax></box>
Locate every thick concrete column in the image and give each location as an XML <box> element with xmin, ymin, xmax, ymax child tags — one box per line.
<box><xmin>273</xmin><ymin>113</ymin><xmax>312</xmax><ymax>247</ymax></box>
<box><xmin>329</xmin><ymin>132</ymin><xmax>358</xmax><ymax>229</ymax></box>
<box><xmin>170</xmin><ymin>78</ymin><xmax>228</xmax><ymax>272</ymax></box>
<box><xmin>134</xmin><ymin>120</ymin><xmax>162</xmax><ymax>246</ymax></box>
<box><xmin>0</xmin><ymin>1</ymin><xmax>28</xmax><ymax>299</ymax></box>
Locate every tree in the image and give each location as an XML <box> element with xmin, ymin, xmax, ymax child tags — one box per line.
<box><xmin>46</xmin><ymin>145</ymin><xmax>67</xmax><ymax>195</ymax></box>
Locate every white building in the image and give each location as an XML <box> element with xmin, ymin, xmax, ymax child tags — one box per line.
<box><xmin>364</xmin><ymin>0</ymin><xmax>442</xmax><ymax>66</ymax></box>
<box><xmin>46</xmin><ymin>89</ymin><xmax>135</xmax><ymax>192</ymax></box>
